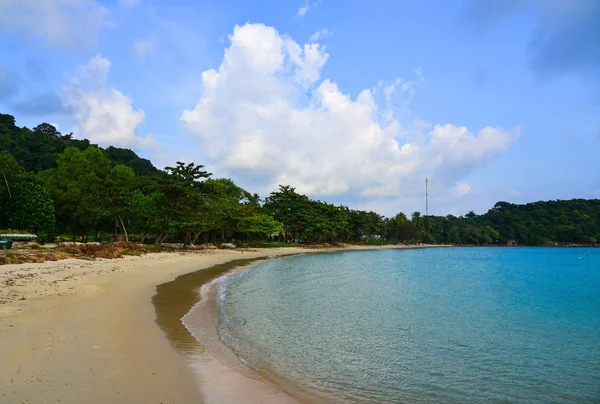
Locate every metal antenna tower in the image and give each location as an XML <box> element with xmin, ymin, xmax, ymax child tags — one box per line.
<box><xmin>425</xmin><ymin>178</ymin><xmax>430</xmax><ymax>243</ymax></box>
<box><xmin>425</xmin><ymin>178</ymin><xmax>429</xmax><ymax>217</ymax></box>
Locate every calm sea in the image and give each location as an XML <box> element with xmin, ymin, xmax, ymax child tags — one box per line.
<box><xmin>216</xmin><ymin>248</ymin><xmax>600</xmax><ymax>403</ymax></box>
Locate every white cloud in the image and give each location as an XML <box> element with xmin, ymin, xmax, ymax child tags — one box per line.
<box><xmin>49</xmin><ymin>123</ymin><xmax>60</xmax><ymax>131</ymax></box>
<box><xmin>297</xmin><ymin>0</ymin><xmax>320</xmax><ymax>18</ymax></box>
<box><xmin>297</xmin><ymin>3</ymin><xmax>309</xmax><ymax>17</ymax></box>
<box><xmin>181</xmin><ymin>23</ymin><xmax>520</xmax><ymax>200</ymax></box>
<box><xmin>62</xmin><ymin>55</ymin><xmax>156</xmax><ymax>149</ymax></box>
<box><xmin>131</xmin><ymin>40</ymin><xmax>156</xmax><ymax>60</ymax></box>
<box><xmin>0</xmin><ymin>0</ymin><xmax>107</xmax><ymax>48</ymax></box>
<box><xmin>310</xmin><ymin>29</ymin><xmax>333</xmax><ymax>43</ymax></box>
<box><xmin>510</xmin><ymin>190</ymin><xmax>521</xmax><ymax>197</ymax></box>
<box><xmin>453</xmin><ymin>183</ymin><xmax>472</xmax><ymax>197</ymax></box>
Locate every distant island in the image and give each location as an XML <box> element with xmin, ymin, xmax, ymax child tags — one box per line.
<box><xmin>1</xmin><ymin>113</ymin><xmax>598</xmax><ymax>247</ymax></box>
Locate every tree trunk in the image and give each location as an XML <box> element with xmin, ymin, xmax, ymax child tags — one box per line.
<box><xmin>117</xmin><ymin>214</ymin><xmax>129</xmax><ymax>242</ymax></box>
<box><xmin>2</xmin><ymin>171</ymin><xmax>11</xmax><ymax>199</ymax></box>
<box><xmin>155</xmin><ymin>230</ymin><xmax>169</xmax><ymax>244</ymax></box>
<box><xmin>192</xmin><ymin>232</ymin><xmax>201</xmax><ymax>245</ymax></box>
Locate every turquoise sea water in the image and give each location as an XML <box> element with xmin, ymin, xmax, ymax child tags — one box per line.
<box><xmin>216</xmin><ymin>248</ymin><xmax>600</xmax><ymax>403</ymax></box>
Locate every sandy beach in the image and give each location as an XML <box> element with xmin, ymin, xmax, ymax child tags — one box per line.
<box><xmin>0</xmin><ymin>245</ymin><xmax>427</xmax><ymax>403</ymax></box>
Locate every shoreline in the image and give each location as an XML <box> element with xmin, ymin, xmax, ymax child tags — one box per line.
<box><xmin>176</xmin><ymin>257</ymin><xmax>307</xmax><ymax>403</ymax></box>
<box><xmin>0</xmin><ymin>244</ymin><xmax>440</xmax><ymax>403</ymax></box>
<box><xmin>180</xmin><ymin>255</ymin><xmax>340</xmax><ymax>404</ymax></box>
<box><xmin>160</xmin><ymin>246</ymin><xmax>441</xmax><ymax>403</ymax></box>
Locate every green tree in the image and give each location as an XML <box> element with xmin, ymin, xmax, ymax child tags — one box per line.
<box><xmin>154</xmin><ymin>162</ymin><xmax>211</xmax><ymax>244</ymax></box>
<box><xmin>264</xmin><ymin>185</ymin><xmax>313</xmax><ymax>242</ymax></box>
<box><xmin>104</xmin><ymin>164</ymin><xmax>135</xmax><ymax>242</ymax></box>
<box><xmin>239</xmin><ymin>213</ymin><xmax>284</xmax><ymax>240</ymax></box>
<box><xmin>127</xmin><ymin>190</ymin><xmax>164</xmax><ymax>243</ymax></box>
<box><xmin>44</xmin><ymin>147</ymin><xmax>111</xmax><ymax>240</ymax></box>
<box><xmin>6</xmin><ymin>173</ymin><xmax>56</xmax><ymax>241</ymax></box>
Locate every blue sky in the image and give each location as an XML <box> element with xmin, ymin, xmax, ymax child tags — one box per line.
<box><xmin>0</xmin><ymin>0</ymin><xmax>598</xmax><ymax>216</ymax></box>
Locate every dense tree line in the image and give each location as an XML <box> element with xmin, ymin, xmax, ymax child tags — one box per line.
<box><xmin>1</xmin><ymin>113</ymin><xmax>599</xmax><ymax>246</ymax></box>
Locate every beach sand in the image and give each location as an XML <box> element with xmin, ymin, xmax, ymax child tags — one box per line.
<box><xmin>0</xmin><ymin>245</ymin><xmax>430</xmax><ymax>403</ymax></box>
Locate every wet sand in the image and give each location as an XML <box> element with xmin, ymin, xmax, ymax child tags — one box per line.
<box><xmin>173</xmin><ymin>256</ymin><xmax>333</xmax><ymax>404</ymax></box>
<box><xmin>157</xmin><ymin>257</ymin><xmax>305</xmax><ymax>403</ymax></box>
<box><xmin>0</xmin><ymin>245</ymin><xmax>440</xmax><ymax>403</ymax></box>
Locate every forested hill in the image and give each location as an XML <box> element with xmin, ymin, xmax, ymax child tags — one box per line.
<box><xmin>424</xmin><ymin>199</ymin><xmax>600</xmax><ymax>245</ymax></box>
<box><xmin>483</xmin><ymin>200</ymin><xmax>600</xmax><ymax>245</ymax></box>
<box><xmin>0</xmin><ymin>113</ymin><xmax>599</xmax><ymax>246</ymax></box>
<box><xmin>0</xmin><ymin>114</ymin><xmax>158</xmax><ymax>176</ymax></box>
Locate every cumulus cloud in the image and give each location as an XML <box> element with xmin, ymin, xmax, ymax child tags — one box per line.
<box><xmin>62</xmin><ymin>55</ymin><xmax>155</xmax><ymax>149</ymax></box>
<box><xmin>181</xmin><ymin>23</ymin><xmax>519</xmax><ymax>199</ymax></box>
<box><xmin>131</xmin><ymin>40</ymin><xmax>156</xmax><ymax>60</ymax></box>
<box><xmin>0</xmin><ymin>0</ymin><xmax>107</xmax><ymax>48</ymax></box>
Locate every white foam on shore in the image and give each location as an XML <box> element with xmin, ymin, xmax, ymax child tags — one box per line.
<box><xmin>180</xmin><ymin>271</ymin><xmax>231</xmax><ymax>344</ymax></box>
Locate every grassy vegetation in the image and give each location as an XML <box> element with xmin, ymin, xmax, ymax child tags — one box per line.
<box><xmin>2</xmin><ymin>252</ymin><xmax>25</xmax><ymax>258</ymax></box>
<box><xmin>54</xmin><ymin>242</ymin><xmax>169</xmax><ymax>259</ymax></box>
